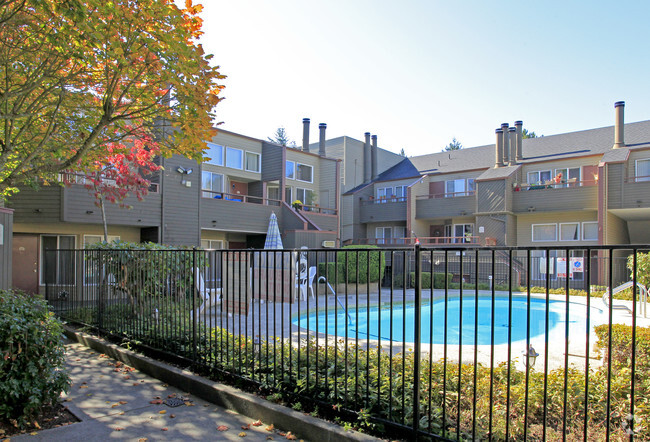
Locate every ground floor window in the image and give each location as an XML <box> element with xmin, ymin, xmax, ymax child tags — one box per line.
<box><xmin>41</xmin><ymin>235</ymin><xmax>75</xmax><ymax>285</ymax></box>
<box><xmin>375</xmin><ymin>226</ymin><xmax>406</xmax><ymax>244</ymax></box>
<box><xmin>201</xmin><ymin>239</ymin><xmax>224</xmax><ymax>250</ymax></box>
<box><xmin>84</xmin><ymin>235</ymin><xmax>120</xmax><ymax>246</ymax></box>
<box><xmin>532</xmin><ymin>223</ymin><xmax>557</xmax><ymax>242</ymax></box>
<box><xmin>582</xmin><ymin>222</ymin><xmax>598</xmax><ymax>241</ymax></box>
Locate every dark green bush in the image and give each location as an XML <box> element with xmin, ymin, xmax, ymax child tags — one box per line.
<box><xmin>0</xmin><ymin>291</ymin><xmax>70</xmax><ymax>427</ymax></box>
<box><xmin>317</xmin><ymin>262</ymin><xmax>346</xmax><ymax>283</ymax></box>
<box><xmin>334</xmin><ymin>246</ymin><xmax>386</xmax><ymax>284</ymax></box>
<box><xmin>409</xmin><ymin>272</ymin><xmax>452</xmax><ymax>289</ymax></box>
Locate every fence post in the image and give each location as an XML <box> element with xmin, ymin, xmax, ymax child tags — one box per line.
<box><xmin>413</xmin><ymin>243</ymin><xmax>422</xmax><ymax>436</ymax></box>
<box><xmin>192</xmin><ymin>247</ymin><xmax>197</xmax><ymax>366</ymax></box>
<box><xmin>98</xmin><ymin>249</ymin><xmax>104</xmax><ymax>332</ymax></box>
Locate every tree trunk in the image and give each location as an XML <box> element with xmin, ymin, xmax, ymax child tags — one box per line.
<box><xmin>99</xmin><ymin>194</ymin><xmax>109</xmax><ymax>241</ymax></box>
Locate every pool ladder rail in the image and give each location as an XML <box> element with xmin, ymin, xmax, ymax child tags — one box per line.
<box><xmin>602</xmin><ymin>281</ymin><xmax>648</xmax><ymax>318</ymax></box>
<box><xmin>318</xmin><ymin>276</ymin><xmax>354</xmax><ymax>326</ymax></box>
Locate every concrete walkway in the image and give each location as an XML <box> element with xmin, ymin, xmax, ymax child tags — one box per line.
<box><xmin>14</xmin><ymin>333</ymin><xmax>379</xmax><ymax>442</ymax></box>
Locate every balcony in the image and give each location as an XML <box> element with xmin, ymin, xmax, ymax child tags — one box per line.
<box><xmin>299</xmin><ymin>204</ymin><xmax>338</xmax><ymax>232</ymax></box>
<box><xmin>618</xmin><ymin>175</ymin><xmax>650</xmax><ymax>209</ymax></box>
<box><xmin>415</xmin><ymin>191</ymin><xmax>475</xmax><ymax>219</ymax></box>
<box><xmin>359</xmin><ymin>197</ymin><xmax>407</xmax><ymax>223</ymax></box>
<box><xmin>512</xmin><ymin>180</ymin><xmax>597</xmax><ymax>213</ymax></box>
<box><xmin>346</xmin><ymin>236</ymin><xmax>481</xmax><ymax>247</ymax></box>
<box><xmin>200</xmin><ymin>190</ymin><xmax>282</xmax><ymax>233</ymax></box>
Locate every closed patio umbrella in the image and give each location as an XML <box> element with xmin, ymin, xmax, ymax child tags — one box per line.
<box><xmin>263</xmin><ymin>212</ymin><xmax>283</xmax><ymax>249</ymax></box>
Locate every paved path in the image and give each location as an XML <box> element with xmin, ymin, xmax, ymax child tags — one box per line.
<box><xmin>14</xmin><ymin>337</ymin><xmax>301</xmax><ymax>441</ymax></box>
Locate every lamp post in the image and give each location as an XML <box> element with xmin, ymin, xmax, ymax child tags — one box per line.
<box><xmin>523</xmin><ymin>344</ymin><xmax>539</xmax><ymax>368</ymax></box>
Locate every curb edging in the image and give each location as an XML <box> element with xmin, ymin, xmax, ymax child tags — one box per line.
<box><xmin>63</xmin><ymin>326</ymin><xmax>379</xmax><ymax>442</ymax></box>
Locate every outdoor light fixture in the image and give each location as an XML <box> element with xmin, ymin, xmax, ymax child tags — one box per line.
<box><xmin>527</xmin><ymin>206</ymin><xmax>536</xmax><ymax>212</ymax></box>
<box><xmin>86</xmin><ymin>210</ymin><xmax>94</xmax><ymax>214</ymax></box>
<box><xmin>176</xmin><ymin>166</ymin><xmax>193</xmax><ymax>174</ymax></box>
<box><xmin>523</xmin><ymin>344</ymin><xmax>539</xmax><ymax>368</ymax></box>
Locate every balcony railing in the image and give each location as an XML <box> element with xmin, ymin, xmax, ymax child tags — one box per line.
<box><xmin>360</xmin><ymin>196</ymin><xmax>407</xmax><ymax>205</ymax></box>
<box><xmin>624</xmin><ymin>174</ymin><xmax>650</xmax><ymax>183</ymax></box>
<box><xmin>201</xmin><ymin>189</ymin><xmax>281</xmax><ymax>206</ymax></box>
<box><xmin>514</xmin><ymin>178</ymin><xmax>597</xmax><ymax>191</ymax></box>
<box><xmin>416</xmin><ymin>190</ymin><xmax>476</xmax><ymax>199</ymax></box>
<box><xmin>299</xmin><ymin>203</ymin><xmax>337</xmax><ymax>215</ymax></box>
<box><xmin>348</xmin><ymin>236</ymin><xmax>480</xmax><ymax>246</ymax></box>
<box><xmin>58</xmin><ymin>171</ymin><xmax>160</xmax><ymax>193</ymax></box>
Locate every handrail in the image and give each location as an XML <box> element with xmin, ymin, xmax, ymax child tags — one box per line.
<box><xmin>515</xmin><ymin>179</ymin><xmax>597</xmax><ymax>191</ymax></box>
<box><xmin>299</xmin><ymin>204</ymin><xmax>338</xmax><ymax>215</ymax></box>
<box><xmin>201</xmin><ymin>189</ymin><xmax>282</xmax><ymax>206</ymax></box>
<box><xmin>416</xmin><ymin>191</ymin><xmax>475</xmax><ymax>200</ymax></box>
<box><xmin>350</xmin><ymin>236</ymin><xmax>480</xmax><ymax>246</ymax></box>
<box><xmin>602</xmin><ymin>281</ymin><xmax>648</xmax><ymax>317</ymax></box>
<box><xmin>624</xmin><ymin>175</ymin><xmax>650</xmax><ymax>183</ymax></box>
<box><xmin>361</xmin><ymin>196</ymin><xmax>407</xmax><ymax>205</ymax></box>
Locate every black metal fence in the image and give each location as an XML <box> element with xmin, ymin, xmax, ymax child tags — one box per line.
<box><xmin>44</xmin><ymin>245</ymin><xmax>650</xmax><ymax>440</ymax></box>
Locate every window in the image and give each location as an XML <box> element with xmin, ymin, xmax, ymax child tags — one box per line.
<box><xmin>297</xmin><ymin>188</ymin><xmax>314</xmax><ymax>206</ymax></box>
<box><xmin>582</xmin><ymin>222</ymin><xmax>598</xmax><ymax>241</ymax></box>
<box><xmin>296</xmin><ymin>163</ymin><xmax>313</xmax><ymax>183</ymax></box>
<box><xmin>453</xmin><ymin>224</ymin><xmax>473</xmax><ymax>243</ymax></box>
<box><xmin>376</xmin><ymin>227</ymin><xmax>392</xmax><ymax>244</ymax></box>
<box><xmin>206</xmin><ymin>143</ymin><xmax>224</xmax><ymax>166</ymax></box>
<box><xmin>559</xmin><ymin>222</ymin><xmax>580</xmax><ymax>241</ymax></box>
<box><xmin>41</xmin><ymin>235</ymin><xmax>75</xmax><ymax>285</ymax></box>
<box><xmin>532</xmin><ymin>223</ymin><xmax>557</xmax><ymax>242</ymax></box>
<box><xmin>377</xmin><ymin>185</ymin><xmax>406</xmax><ymax>201</ymax></box>
<box><xmin>225</xmin><ymin>147</ymin><xmax>243</xmax><ymax>169</ymax></box>
<box><xmin>286</xmin><ymin>161</ymin><xmax>295</xmax><ymax>180</ymax></box>
<box><xmin>201</xmin><ymin>240</ymin><xmax>223</xmax><ymax>250</ymax></box>
<box><xmin>201</xmin><ymin>171</ymin><xmax>223</xmax><ymax>197</ymax></box>
<box><xmin>245</xmin><ymin>152</ymin><xmax>260</xmax><ymax>172</ymax></box>
<box><xmin>285</xmin><ymin>186</ymin><xmax>292</xmax><ymax>203</ymax></box>
<box><xmin>445</xmin><ymin>179</ymin><xmax>474</xmax><ymax>197</ymax></box>
<box><xmin>527</xmin><ymin>170</ymin><xmax>552</xmax><ymax>185</ymax></box>
<box><xmin>554</xmin><ymin>167</ymin><xmax>581</xmax><ymax>187</ymax></box>
<box><xmin>636</xmin><ymin>159</ymin><xmax>650</xmax><ymax>182</ymax></box>
<box><xmin>84</xmin><ymin>235</ymin><xmax>119</xmax><ymax>247</ymax></box>
<box><xmin>267</xmin><ymin>186</ymin><xmax>280</xmax><ymax>201</ymax></box>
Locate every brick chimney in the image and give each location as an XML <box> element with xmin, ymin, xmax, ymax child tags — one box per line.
<box><xmin>613</xmin><ymin>101</ymin><xmax>625</xmax><ymax>149</ymax></box>
<box><xmin>302</xmin><ymin>118</ymin><xmax>310</xmax><ymax>152</ymax></box>
<box><xmin>318</xmin><ymin>123</ymin><xmax>327</xmax><ymax>156</ymax></box>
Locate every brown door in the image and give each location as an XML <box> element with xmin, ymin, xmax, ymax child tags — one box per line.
<box><xmin>230</xmin><ymin>181</ymin><xmax>248</xmax><ymax>199</ymax></box>
<box><xmin>12</xmin><ymin>234</ymin><xmax>39</xmax><ymax>293</ymax></box>
<box><xmin>429</xmin><ymin>181</ymin><xmax>445</xmax><ymax>198</ymax></box>
<box><xmin>228</xmin><ymin>241</ymin><xmax>246</xmax><ymax>250</ymax></box>
<box><xmin>429</xmin><ymin>225</ymin><xmax>444</xmax><ymax>237</ymax></box>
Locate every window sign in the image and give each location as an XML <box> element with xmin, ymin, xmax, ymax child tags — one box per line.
<box><xmin>556</xmin><ymin>257</ymin><xmax>567</xmax><ymax>278</ymax></box>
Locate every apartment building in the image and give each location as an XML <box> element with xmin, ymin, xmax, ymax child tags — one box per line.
<box><xmin>8</xmin><ymin>128</ymin><xmax>340</xmax><ymax>294</ymax></box>
<box><xmin>344</xmin><ymin>101</ymin><xmax>650</xmax><ymax>249</ymax></box>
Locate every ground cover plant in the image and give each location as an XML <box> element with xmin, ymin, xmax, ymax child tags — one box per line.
<box><xmin>0</xmin><ymin>291</ymin><xmax>71</xmax><ymax>428</ymax></box>
<box><xmin>63</xmin><ymin>294</ymin><xmax>649</xmax><ymax>440</ymax></box>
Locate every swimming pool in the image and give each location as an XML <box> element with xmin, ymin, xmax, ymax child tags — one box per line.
<box><xmin>293</xmin><ymin>295</ymin><xmax>605</xmax><ymax>346</ymax></box>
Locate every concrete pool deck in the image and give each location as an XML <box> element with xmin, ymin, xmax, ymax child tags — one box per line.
<box><xmin>198</xmin><ymin>288</ymin><xmax>650</xmax><ymax>371</ymax></box>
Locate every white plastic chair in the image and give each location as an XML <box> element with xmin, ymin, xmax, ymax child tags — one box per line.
<box><xmin>194</xmin><ymin>267</ymin><xmax>221</xmax><ymax>316</ymax></box>
<box><xmin>295</xmin><ymin>261</ymin><xmax>317</xmax><ymax>301</ymax></box>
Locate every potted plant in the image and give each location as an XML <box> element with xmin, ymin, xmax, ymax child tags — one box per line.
<box><xmin>292</xmin><ymin>199</ymin><xmax>303</xmax><ymax>211</ymax></box>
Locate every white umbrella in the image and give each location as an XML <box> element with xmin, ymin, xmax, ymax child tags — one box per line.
<box><xmin>263</xmin><ymin>212</ymin><xmax>283</xmax><ymax>249</ymax></box>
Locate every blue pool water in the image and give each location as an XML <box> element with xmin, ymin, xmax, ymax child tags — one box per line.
<box><xmin>293</xmin><ymin>296</ymin><xmax>596</xmax><ymax>345</ymax></box>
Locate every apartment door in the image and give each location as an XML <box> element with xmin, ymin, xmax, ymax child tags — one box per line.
<box><xmin>12</xmin><ymin>234</ymin><xmax>39</xmax><ymax>294</ymax></box>
<box><xmin>230</xmin><ymin>181</ymin><xmax>248</xmax><ymax>198</ymax></box>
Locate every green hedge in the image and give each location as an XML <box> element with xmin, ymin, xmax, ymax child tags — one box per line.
<box><xmin>318</xmin><ymin>246</ymin><xmax>386</xmax><ymax>284</ymax></box>
<box><xmin>409</xmin><ymin>271</ymin><xmax>453</xmax><ymax>289</ymax></box>
<box><xmin>0</xmin><ymin>291</ymin><xmax>70</xmax><ymax>427</ymax></box>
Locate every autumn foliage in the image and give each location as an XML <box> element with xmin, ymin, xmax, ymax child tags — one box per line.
<box><xmin>0</xmin><ymin>0</ymin><xmax>225</xmax><ymax>199</ymax></box>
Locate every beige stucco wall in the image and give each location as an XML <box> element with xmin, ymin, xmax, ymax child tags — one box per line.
<box><xmin>13</xmin><ymin>222</ymin><xmax>142</xmax><ymax>244</ymax></box>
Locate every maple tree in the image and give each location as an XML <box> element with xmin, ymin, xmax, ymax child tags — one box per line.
<box><xmin>0</xmin><ymin>0</ymin><xmax>225</xmax><ymax>200</ymax></box>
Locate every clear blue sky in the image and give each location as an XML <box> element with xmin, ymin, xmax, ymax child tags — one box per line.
<box><xmin>197</xmin><ymin>0</ymin><xmax>650</xmax><ymax>156</ymax></box>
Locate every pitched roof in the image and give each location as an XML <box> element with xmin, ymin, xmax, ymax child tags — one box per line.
<box><xmin>345</xmin><ymin>119</ymin><xmax>650</xmax><ymax>193</ymax></box>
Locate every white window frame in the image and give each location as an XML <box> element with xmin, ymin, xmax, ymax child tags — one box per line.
<box><xmin>527</xmin><ymin>170</ymin><xmax>552</xmax><ymax>185</ymax></box>
<box><xmin>375</xmin><ymin>226</ymin><xmax>393</xmax><ymax>245</ymax></box>
<box><xmin>582</xmin><ymin>221</ymin><xmax>598</xmax><ymax>241</ymax></box>
<box><xmin>40</xmin><ymin>234</ymin><xmax>76</xmax><ymax>285</ymax></box>
<box><xmin>245</xmin><ymin>151</ymin><xmax>261</xmax><ymax>173</ymax></box>
<box><xmin>84</xmin><ymin>235</ymin><xmax>120</xmax><ymax>247</ymax></box>
<box><xmin>225</xmin><ymin>147</ymin><xmax>243</xmax><ymax>170</ymax></box>
<box><xmin>285</xmin><ymin>186</ymin><xmax>292</xmax><ymax>203</ymax></box>
<box><xmin>201</xmin><ymin>239</ymin><xmax>224</xmax><ymax>250</ymax></box>
<box><xmin>559</xmin><ymin>222</ymin><xmax>580</xmax><ymax>241</ymax></box>
<box><xmin>295</xmin><ymin>162</ymin><xmax>313</xmax><ymax>183</ymax></box>
<box><xmin>635</xmin><ymin>158</ymin><xmax>650</xmax><ymax>182</ymax></box>
<box><xmin>532</xmin><ymin>223</ymin><xmax>557</xmax><ymax>242</ymax></box>
<box><xmin>201</xmin><ymin>171</ymin><xmax>224</xmax><ymax>198</ymax></box>
<box><xmin>206</xmin><ymin>142</ymin><xmax>224</xmax><ymax>166</ymax></box>
<box><xmin>453</xmin><ymin>223</ymin><xmax>474</xmax><ymax>243</ymax></box>
<box><xmin>286</xmin><ymin>160</ymin><xmax>295</xmax><ymax>180</ymax></box>
<box><xmin>296</xmin><ymin>187</ymin><xmax>314</xmax><ymax>206</ymax></box>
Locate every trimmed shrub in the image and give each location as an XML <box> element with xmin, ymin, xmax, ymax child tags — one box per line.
<box><xmin>409</xmin><ymin>272</ymin><xmax>453</xmax><ymax>289</ymax></box>
<box><xmin>317</xmin><ymin>262</ymin><xmax>346</xmax><ymax>283</ymax></box>
<box><xmin>0</xmin><ymin>291</ymin><xmax>70</xmax><ymax>427</ymax></box>
<box><xmin>335</xmin><ymin>246</ymin><xmax>386</xmax><ymax>284</ymax></box>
